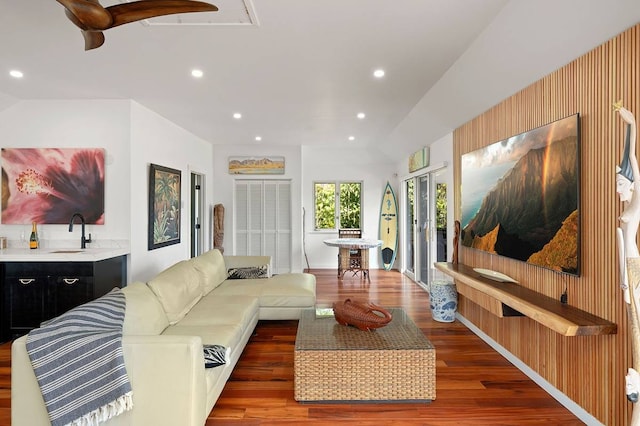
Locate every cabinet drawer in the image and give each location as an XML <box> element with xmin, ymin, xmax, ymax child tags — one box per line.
<box><xmin>50</xmin><ymin>262</ymin><xmax>93</xmax><ymax>276</ymax></box>
<box><xmin>5</xmin><ymin>275</ymin><xmax>48</xmax><ymax>330</ymax></box>
<box><xmin>4</xmin><ymin>261</ymin><xmax>93</xmax><ymax>276</ymax></box>
<box><xmin>1</xmin><ymin>257</ymin><xmax>125</xmax><ymax>341</ymax></box>
<box><xmin>4</xmin><ymin>263</ymin><xmax>46</xmax><ymax>275</ymax></box>
<box><xmin>52</xmin><ymin>276</ymin><xmax>93</xmax><ymax>316</ymax></box>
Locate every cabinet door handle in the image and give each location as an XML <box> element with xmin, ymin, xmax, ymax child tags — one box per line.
<box><xmin>62</xmin><ymin>278</ymin><xmax>80</xmax><ymax>285</ymax></box>
<box><xmin>19</xmin><ymin>278</ymin><xmax>35</xmax><ymax>285</ymax></box>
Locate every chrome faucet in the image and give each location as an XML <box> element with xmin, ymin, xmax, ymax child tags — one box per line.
<box><xmin>69</xmin><ymin>213</ymin><xmax>92</xmax><ymax>249</ymax></box>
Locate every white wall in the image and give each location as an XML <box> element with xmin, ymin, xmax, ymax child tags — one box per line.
<box><xmin>0</xmin><ymin>92</ymin><xmax>17</xmax><ymax>114</ymax></box>
<box><xmin>0</xmin><ymin>99</ymin><xmax>131</xmax><ymax>246</ymax></box>
<box><xmin>211</xmin><ymin>141</ymin><xmax>451</xmax><ymax>273</ymax></box>
<box><xmin>0</xmin><ymin>99</ymin><xmax>214</xmax><ymax>284</ymax></box>
<box><xmin>129</xmin><ymin>102</ymin><xmax>214</xmax><ymax>282</ymax></box>
<box><xmin>431</xmin><ymin>134</ymin><xmax>455</xmax><ymax>263</ymax></box>
<box><xmin>0</xmin><ymin>101</ymin><xmax>450</xmax><ymax>280</ymax></box>
<box><xmin>302</xmin><ymin>144</ymin><xmax>397</xmax><ymax>269</ymax></box>
<box><xmin>382</xmin><ymin>0</ymin><xmax>640</xmax><ymax>162</ymax></box>
<box><xmin>212</xmin><ymin>144</ymin><xmax>303</xmax><ymax>272</ymax></box>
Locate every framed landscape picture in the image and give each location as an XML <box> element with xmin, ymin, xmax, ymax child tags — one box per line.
<box><xmin>408</xmin><ymin>147</ymin><xmax>429</xmax><ymax>173</ymax></box>
<box><xmin>228</xmin><ymin>156</ymin><xmax>285</xmax><ymax>174</ymax></box>
<box><xmin>148</xmin><ymin>163</ymin><xmax>181</xmax><ymax>250</ymax></box>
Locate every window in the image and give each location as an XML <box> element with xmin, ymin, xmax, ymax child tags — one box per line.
<box><xmin>314</xmin><ymin>181</ymin><xmax>362</xmax><ymax>230</ymax></box>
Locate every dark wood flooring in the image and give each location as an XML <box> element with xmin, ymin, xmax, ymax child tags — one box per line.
<box><xmin>206</xmin><ymin>269</ymin><xmax>584</xmax><ymax>425</ymax></box>
<box><xmin>0</xmin><ymin>269</ymin><xmax>584</xmax><ymax>425</ymax></box>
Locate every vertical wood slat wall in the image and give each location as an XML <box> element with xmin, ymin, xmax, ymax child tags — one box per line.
<box><xmin>453</xmin><ymin>24</ymin><xmax>639</xmax><ymax>424</ymax></box>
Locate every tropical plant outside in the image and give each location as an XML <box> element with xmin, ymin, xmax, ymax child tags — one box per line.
<box><xmin>314</xmin><ymin>182</ymin><xmax>361</xmax><ymax>230</ymax></box>
<box><xmin>339</xmin><ymin>182</ymin><xmax>361</xmax><ymax>228</ymax></box>
<box><xmin>436</xmin><ymin>183</ymin><xmax>447</xmax><ymax>230</ymax></box>
<box><xmin>314</xmin><ymin>183</ymin><xmax>335</xmax><ymax>229</ymax></box>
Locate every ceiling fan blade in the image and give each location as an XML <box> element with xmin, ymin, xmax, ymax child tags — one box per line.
<box><xmin>106</xmin><ymin>1</ymin><xmax>218</xmax><ymax>28</ymax></box>
<box><xmin>82</xmin><ymin>30</ymin><xmax>105</xmax><ymax>50</ymax></box>
<box><xmin>57</xmin><ymin>0</ymin><xmax>113</xmax><ymax>30</ymax></box>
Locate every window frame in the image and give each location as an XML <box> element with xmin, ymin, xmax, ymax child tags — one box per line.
<box><xmin>313</xmin><ymin>180</ymin><xmax>363</xmax><ymax>231</ymax></box>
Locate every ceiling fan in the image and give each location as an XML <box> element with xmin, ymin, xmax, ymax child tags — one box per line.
<box><xmin>56</xmin><ymin>0</ymin><xmax>219</xmax><ymax>50</ymax></box>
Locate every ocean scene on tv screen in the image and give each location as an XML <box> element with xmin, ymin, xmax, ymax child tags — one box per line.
<box><xmin>461</xmin><ymin>114</ymin><xmax>580</xmax><ymax>275</ymax></box>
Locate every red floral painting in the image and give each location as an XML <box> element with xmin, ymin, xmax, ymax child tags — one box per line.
<box><xmin>1</xmin><ymin>148</ymin><xmax>105</xmax><ymax>224</ymax></box>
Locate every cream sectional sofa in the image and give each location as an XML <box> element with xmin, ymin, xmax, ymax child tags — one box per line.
<box><xmin>11</xmin><ymin>249</ymin><xmax>316</xmax><ymax>426</ymax></box>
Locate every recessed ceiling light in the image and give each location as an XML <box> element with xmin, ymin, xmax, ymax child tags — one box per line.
<box><xmin>9</xmin><ymin>70</ymin><xmax>23</xmax><ymax>79</ymax></box>
<box><xmin>255</xmin><ymin>136</ymin><xmax>262</xmax><ymax>142</ymax></box>
<box><xmin>191</xmin><ymin>69</ymin><xmax>204</xmax><ymax>78</ymax></box>
<box><xmin>348</xmin><ymin>136</ymin><xmax>355</xmax><ymax>141</ymax></box>
<box><xmin>373</xmin><ymin>69</ymin><xmax>385</xmax><ymax>78</ymax></box>
<box><xmin>357</xmin><ymin>112</ymin><xmax>366</xmax><ymax>119</ymax></box>
<box><xmin>233</xmin><ymin>113</ymin><xmax>242</xmax><ymax>119</ymax></box>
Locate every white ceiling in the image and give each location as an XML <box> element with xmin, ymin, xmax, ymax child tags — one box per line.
<box><xmin>1</xmin><ymin>1</ymin><xmax>640</xmax><ymax>161</ymax></box>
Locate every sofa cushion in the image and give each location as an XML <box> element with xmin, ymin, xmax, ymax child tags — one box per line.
<box><xmin>190</xmin><ymin>249</ymin><xmax>228</xmax><ymax>295</ymax></box>
<box><xmin>215</xmin><ymin>273</ymin><xmax>316</xmax><ymax>307</ymax></box>
<box><xmin>120</xmin><ymin>282</ymin><xmax>170</xmax><ymax>335</ymax></box>
<box><xmin>163</xmin><ymin>324</ymin><xmax>245</xmax><ymax>351</ymax></box>
<box><xmin>258</xmin><ymin>273</ymin><xmax>316</xmax><ymax>307</ymax></box>
<box><xmin>148</xmin><ymin>260</ymin><xmax>203</xmax><ymax>324</ymax></box>
<box><xmin>180</xmin><ymin>295</ymin><xmax>259</xmax><ymax>327</ymax></box>
<box><xmin>213</xmin><ymin>279</ymin><xmax>267</xmax><ymax>297</ymax></box>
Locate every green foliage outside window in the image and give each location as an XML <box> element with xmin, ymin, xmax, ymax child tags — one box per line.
<box><xmin>339</xmin><ymin>183</ymin><xmax>361</xmax><ymax>229</ymax></box>
<box><xmin>315</xmin><ymin>183</ymin><xmax>336</xmax><ymax>229</ymax></box>
<box><xmin>314</xmin><ymin>182</ymin><xmax>361</xmax><ymax>230</ymax></box>
<box><xmin>436</xmin><ymin>183</ymin><xmax>447</xmax><ymax>230</ymax></box>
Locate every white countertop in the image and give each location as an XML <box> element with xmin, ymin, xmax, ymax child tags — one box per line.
<box><xmin>0</xmin><ymin>247</ymin><xmax>130</xmax><ymax>262</ymax></box>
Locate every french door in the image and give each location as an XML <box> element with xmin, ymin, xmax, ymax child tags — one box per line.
<box><xmin>403</xmin><ymin>168</ymin><xmax>447</xmax><ymax>286</ymax></box>
<box><xmin>190</xmin><ymin>172</ymin><xmax>204</xmax><ymax>258</ymax></box>
<box><xmin>404</xmin><ymin>179</ymin><xmax>415</xmax><ymax>277</ymax></box>
<box><xmin>234</xmin><ymin>180</ymin><xmax>292</xmax><ymax>273</ymax></box>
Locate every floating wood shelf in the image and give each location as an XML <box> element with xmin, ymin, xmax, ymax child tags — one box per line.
<box><xmin>434</xmin><ymin>262</ymin><xmax>617</xmax><ymax>337</ymax></box>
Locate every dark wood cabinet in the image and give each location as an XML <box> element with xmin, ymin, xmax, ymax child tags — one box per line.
<box><xmin>5</xmin><ymin>275</ymin><xmax>48</xmax><ymax>332</ymax></box>
<box><xmin>1</xmin><ymin>255</ymin><xmax>126</xmax><ymax>341</ymax></box>
<box><xmin>51</xmin><ymin>275</ymin><xmax>94</xmax><ymax>319</ymax></box>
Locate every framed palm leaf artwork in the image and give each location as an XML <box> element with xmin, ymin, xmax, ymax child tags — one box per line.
<box><xmin>148</xmin><ymin>163</ymin><xmax>181</xmax><ymax>250</ymax></box>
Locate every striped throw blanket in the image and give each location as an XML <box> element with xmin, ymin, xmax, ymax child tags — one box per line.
<box><xmin>26</xmin><ymin>288</ymin><xmax>133</xmax><ymax>426</ymax></box>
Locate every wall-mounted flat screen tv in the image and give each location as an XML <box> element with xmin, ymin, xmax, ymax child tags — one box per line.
<box><xmin>460</xmin><ymin>114</ymin><xmax>580</xmax><ymax>275</ymax></box>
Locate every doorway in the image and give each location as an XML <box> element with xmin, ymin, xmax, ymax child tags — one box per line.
<box><xmin>190</xmin><ymin>172</ymin><xmax>204</xmax><ymax>258</ymax></box>
<box><xmin>234</xmin><ymin>179</ymin><xmax>292</xmax><ymax>273</ymax></box>
<box><xmin>404</xmin><ymin>179</ymin><xmax>415</xmax><ymax>278</ymax></box>
<box><xmin>403</xmin><ymin>167</ymin><xmax>448</xmax><ymax>287</ymax></box>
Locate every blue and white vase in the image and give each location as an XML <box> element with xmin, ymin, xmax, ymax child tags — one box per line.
<box><xmin>429</xmin><ymin>280</ymin><xmax>457</xmax><ymax>322</ymax></box>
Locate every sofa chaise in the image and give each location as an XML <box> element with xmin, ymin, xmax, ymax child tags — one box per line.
<box><xmin>11</xmin><ymin>249</ymin><xmax>316</xmax><ymax>425</ymax></box>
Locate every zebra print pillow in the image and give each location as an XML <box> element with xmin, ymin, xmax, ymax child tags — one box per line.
<box><xmin>203</xmin><ymin>345</ymin><xmax>227</xmax><ymax>368</ymax></box>
<box><xmin>227</xmin><ymin>265</ymin><xmax>268</xmax><ymax>279</ymax></box>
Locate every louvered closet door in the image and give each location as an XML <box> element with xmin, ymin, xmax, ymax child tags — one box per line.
<box><xmin>234</xmin><ymin>180</ymin><xmax>291</xmax><ymax>273</ymax></box>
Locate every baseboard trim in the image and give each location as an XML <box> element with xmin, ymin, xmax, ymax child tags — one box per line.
<box><xmin>455</xmin><ymin>313</ymin><xmax>603</xmax><ymax>426</ymax></box>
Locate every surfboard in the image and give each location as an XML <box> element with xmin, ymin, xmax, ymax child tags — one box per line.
<box><xmin>379</xmin><ymin>181</ymin><xmax>398</xmax><ymax>271</ymax></box>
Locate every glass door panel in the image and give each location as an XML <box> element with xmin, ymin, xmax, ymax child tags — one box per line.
<box><xmin>418</xmin><ymin>175</ymin><xmax>430</xmax><ymax>285</ymax></box>
<box><xmin>404</xmin><ymin>179</ymin><xmax>415</xmax><ymax>274</ymax></box>
<box><xmin>435</xmin><ymin>176</ymin><xmax>448</xmax><ymax>263</ymax></box>
<box><xmin>403</xmin><ymin>167</ymin><xmax>448</xmax><ymax>287</ymax></box>
<box><xmin>190</xmin><ymin>172</ymin><xmax>204</xmax><ymax>258</ymax></box>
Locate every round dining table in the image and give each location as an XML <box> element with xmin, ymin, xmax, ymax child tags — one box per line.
<box><xmin>323</xmin><ymin>238</ymin><xmax>382</xmax><ymax>280</ymax></box>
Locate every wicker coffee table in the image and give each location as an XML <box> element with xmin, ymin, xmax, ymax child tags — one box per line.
<box><xmin>294</xmin><ymin>307</ymin><xmax>435</xmax><ymax>402</ymax></box>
